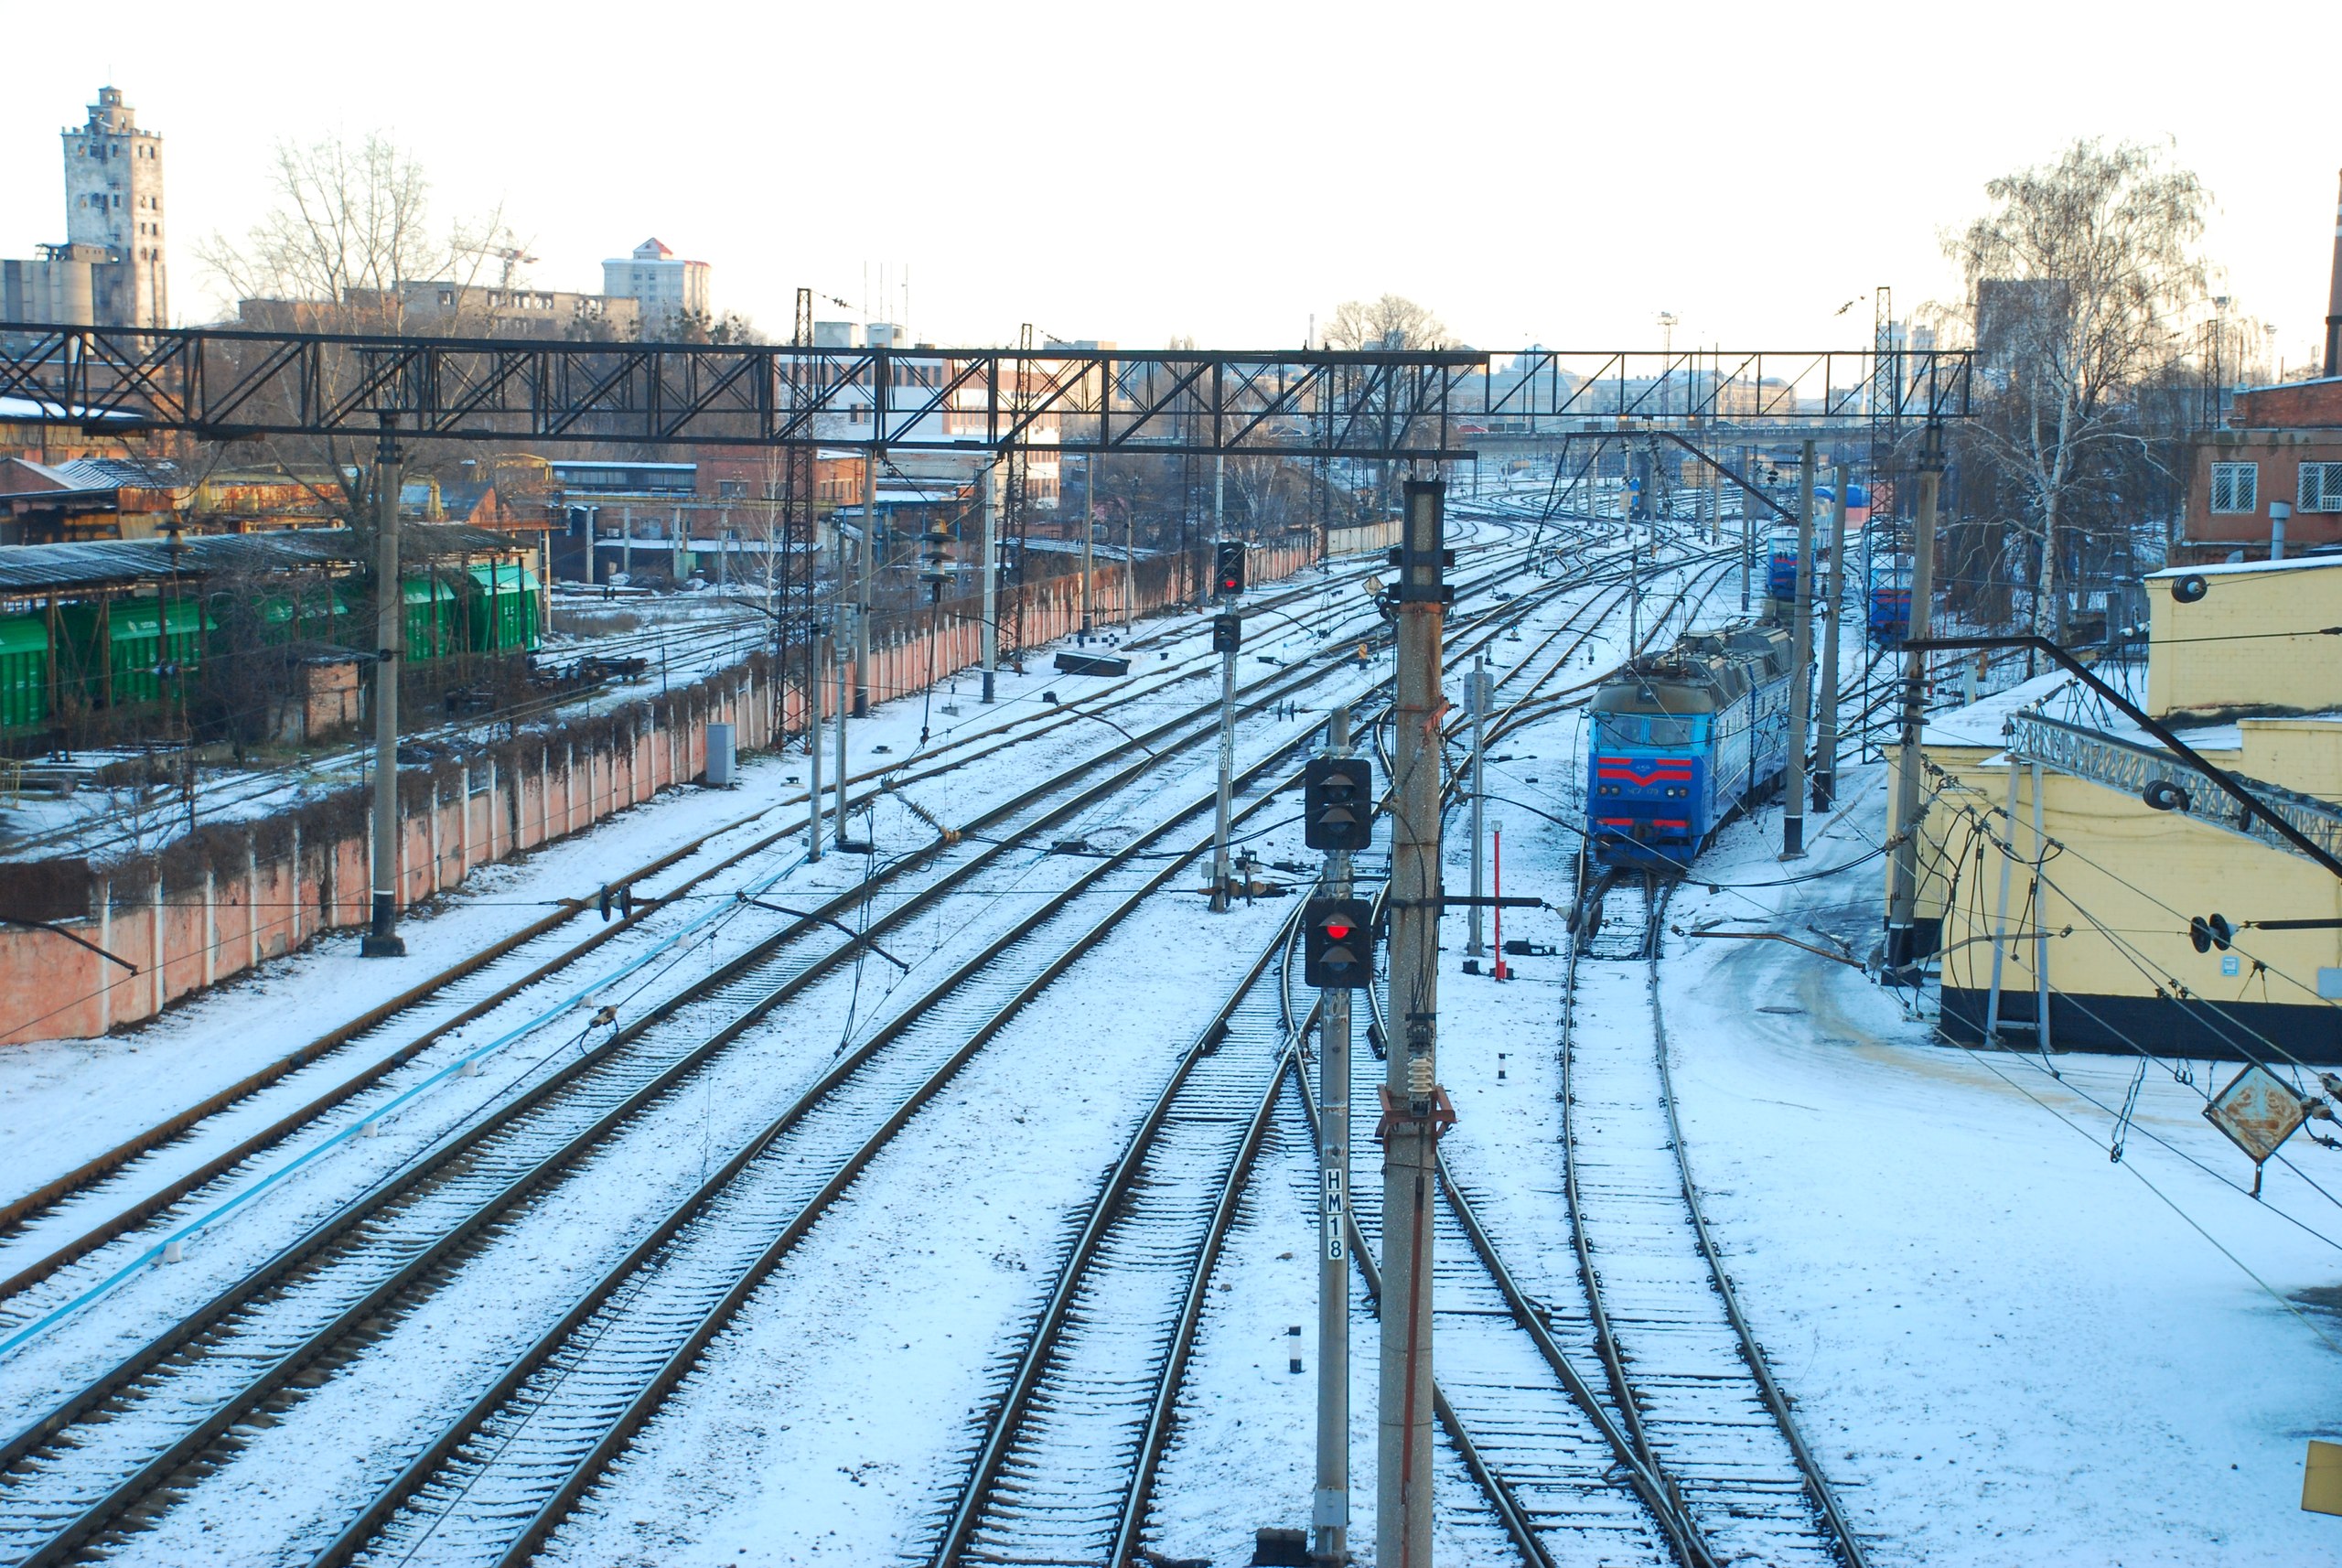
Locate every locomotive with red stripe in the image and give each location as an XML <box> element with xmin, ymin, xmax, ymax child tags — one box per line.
<box><xmin>1586</xmin><ymin>620</ymin><xmax>1797</xmax><ymax>870</ymax></box>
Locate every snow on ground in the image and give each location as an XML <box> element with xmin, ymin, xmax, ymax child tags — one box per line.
<box><xmin>1442</xmin><ymin>670</ymin><xmax>2342</xmax><ymax>1568</ymax></box>
<box><xmin>538</xmin><ymin>892</ymin><xmax>1284</xmax><ymax>1568</ymax></box>
<box><xmin>1662</xmin><ymin>772</ymin><xmax>2342</xmax><ymax>1566</ymax></box>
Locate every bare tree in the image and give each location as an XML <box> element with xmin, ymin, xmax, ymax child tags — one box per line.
<box><xmin>196</xmin><ymin>132</ymin><xmax>500</xmax><ymax>331</ymax></box>
<box><xmin>1950</xmin><ymin>139</ymin><xmax>2208</xmax><ymax>638</ymax></box>
<box><xmin>1321</xmin><ymin>295</ymin><xmax>1457</xmax><ymax>352</ymax></box>
<box><xmin>193</xmin><ymin>132</ymin><xmax>509</xmax><ymax>529</ymax></box>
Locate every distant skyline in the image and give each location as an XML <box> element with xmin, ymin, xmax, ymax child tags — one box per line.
<box><xmin>5</xmin><ymin>0</ymin><xmax>2339</xmax><ymax>367</ymax></box>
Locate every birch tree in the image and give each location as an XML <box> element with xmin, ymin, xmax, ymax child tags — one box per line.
<box><xmin>1952</xmin><ymin>140</ymin><xmax>2207</xmax><ymax>639</ymax></box>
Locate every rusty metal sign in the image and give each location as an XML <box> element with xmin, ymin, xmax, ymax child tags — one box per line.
<box><xmin>2205</xmin><ymin>1064</ymin><xmax>2307</xmax><ymax>1166</ymax></box>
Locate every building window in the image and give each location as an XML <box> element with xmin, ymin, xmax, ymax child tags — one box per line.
<box><xmin>2303</xmin><ymin>462</ymin><xmax>2342</xmax><ymax>514</ymax></box>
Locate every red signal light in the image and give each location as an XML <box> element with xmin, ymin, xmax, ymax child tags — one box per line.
<box><xmin>1323</xmin><ymin>920</ymin><xmax>1352</xmax><ymax>941</ymax></box>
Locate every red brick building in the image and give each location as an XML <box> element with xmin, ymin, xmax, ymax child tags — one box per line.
<box><xmin>2175</xmin><ymin>378</ymin><xmax>2342</xmax><ymax>564</ymax></box>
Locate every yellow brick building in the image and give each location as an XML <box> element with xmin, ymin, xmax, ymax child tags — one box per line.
<box><xmin>1910</xmin><ymin>556</ymin><xmax>2342</xmax><ymax>1059</ymax></box>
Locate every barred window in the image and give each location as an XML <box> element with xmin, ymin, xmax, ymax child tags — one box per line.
<box><xmin>2301</xmin><ymin>462</ymin><xmax>2342</xmax><ymax>514</ymax></box>
<box><xmin>2210</xmin><ymin>462</ymin><xmax>2257</xmax><ymax>513</ymax></box>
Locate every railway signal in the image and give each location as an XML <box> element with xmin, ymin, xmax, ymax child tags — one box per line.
<box><xmin>1214</xmin><ymin>539</ymin><xmax>1247</xmax><ymax>598</ymax></box>
<box><xmin>1304</xmin><ymin>757</ymin><xmax>1374</xmax><ymax>852</ymax></box>
<box><xmin>1304</xmin><ymin>897</ymin><xmax>1376</xmax><ymax>989</ymax></box>
<box><xmin>1211</xmin><ymin>611</ymin><xmax>1242</xmax><ymax>654</ymax></box>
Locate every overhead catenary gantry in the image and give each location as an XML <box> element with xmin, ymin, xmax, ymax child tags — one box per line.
<box><xmin>0</xmin><ymin>326</ymin><xmax>1971</xmax><ymax>456</ymax></box>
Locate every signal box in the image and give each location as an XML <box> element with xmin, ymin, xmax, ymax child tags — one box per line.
<box><xmin>1304</xmin><ymin>757</ymin><xmax>1374</xmax><ymax>852</ymax></box>
<box><xmin>1211</xmin><ymin>612</ymin><xmax>1242</xmax><ymax>653</ymax></box>
<box><xmin>1213</xmin><ymin>540</ymin><xmax>1247</xmax><ymax>597</ymax></box>
<box><xmin>1304</xmin><ymin>897</ymin><xmax>1376</xmax><ymax>989</ymax></box>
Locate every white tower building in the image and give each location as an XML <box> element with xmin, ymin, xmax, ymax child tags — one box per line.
<box><xmin>61</xmin><ymin>85</ymin><xmax>168</xmax><ymax>328</ymax></box>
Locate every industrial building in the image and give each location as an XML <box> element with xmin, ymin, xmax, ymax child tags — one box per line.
<box><xmin>1911</xmin><ymin>554</ymin><xmax>2342</xmax><ymax>1060</ymax></box>
<box><xmin>0</xmin><ymin>86</ymin><xmax>169</xmax><ymax>328</ymax></box>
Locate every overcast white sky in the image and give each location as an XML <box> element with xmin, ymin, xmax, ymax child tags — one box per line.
<box><xmin>4</xmin><ymin>0</ymin><xmax>2338</xmax><ymax>361</ymax></box>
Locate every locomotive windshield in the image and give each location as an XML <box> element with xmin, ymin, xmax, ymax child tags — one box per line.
<box><xmin>1594</xmin><ymin>713</ymin><xmax>1705</xmax><ymax>746</ymax></box>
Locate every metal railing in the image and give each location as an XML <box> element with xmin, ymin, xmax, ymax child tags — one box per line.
<box><xmin>2006</xmin><ymin>710</ymin><xmax>2342</xmax><ymax>866</ymax></box>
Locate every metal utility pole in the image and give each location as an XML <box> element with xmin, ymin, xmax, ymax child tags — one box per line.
<box><xmin>1465</xmin><ymin>659</ymin><xmax>1492</xmax><ymax>959</ymax></box>
<box><xmin>1123</xmin><ymin>503</ymin><xmax>1136</xmax><ymax>630</ymax></box>
<box><xmin>1738</xmin><ymin>444</ymin><xmax>1754</xmax><ymax>613</ymax></box>
<box><xmin>854</xmin><ymin>452</ymin><xmax>876</xmax><ymax>715</ymax></box>
<box><xmin>834</xmin><ymin>639</ymin><xmax>851</xmax><ymax>850</ymax></box>
<box><xmin>1313</xmin><ymin>704</ymin><xmax>1355</xmax><ymax>1567</ymax></box>
<box><xmin>1885</xmin><ymin>424</ymin><xmax>1946</xmax><ymax>970</ymax></box>
<box><xmin>807</xmin><ymin>628</ymin><xmax>827</xmax><ymax>863</ymax></box>
<box><xmin>1208</xmin><ymin>593</ymin><xmax>1240</xmax><ymax>915</ymax></box>
<box><xmin>1813</xmin><ymin>462</ymin><xmax>1850</xmax><ymax>810</ymax></box>
<box><xmin>1080</xmin><ymin>456</ymin><xmax>1095</xmax><ymax>641</ymax></box>
<box><xmin>1628</xmin><ymin>478</ymin><xmax>1642</xmax><ymax>650</ymax></box>
<box><xmin>1213</xmin><ymin>454</ymin><xmax>1226</xmax><ymax>602</ymax></box>
<box><xmin>360</xmin><ymin>413</ymin><xmax>407</xmax><ymax>958</ymax></box>
<box><xmin>1380</xmin><ymin>478</ymin><xmax>1449</xmax><ymax>1568</ymax></box>
<box><xmin>981</xmin><ymin>456</ymin><xmax>1000</xmax><ymax>703</ymax></box>
<box><xmin>1783</xmin><ymin>440</ymin><xmax>1816</xmax><ymax>858</ymax></box>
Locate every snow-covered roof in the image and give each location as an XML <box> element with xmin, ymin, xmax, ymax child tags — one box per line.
<box><xmin>2146</xmin><ymin>554</ymin><xmax>2342</xmax><ymax>580</ymax></box>
<box><xmin>1920</xmin><ymin>669</ymin><xmax>2079</xmax><ymax>749</ymax></box>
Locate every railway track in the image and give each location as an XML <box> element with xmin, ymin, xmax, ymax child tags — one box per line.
<box><xmin>0</xmin><ymin>525</ymin><xmax>1544</xmax><ymax>1328</ymax></box>
<box><xmin>0</xmin><ymin>518</ymin><xmax>1602</xmax><ymax>1566</ymax></box>
<box><xmin>936</xmin><ymin>542</ymin><xmax>1731</xmax><ymax>1568</ymax></box>
<box><xmin>1539</xmin><ymin>872</ymin><xmax>1869</xmax><ymax>1565</ymax></box>
<box><xmin>930</xmin><ymin>911</ymin><xmax>1306</xmax><ymax>1568</ymax></box>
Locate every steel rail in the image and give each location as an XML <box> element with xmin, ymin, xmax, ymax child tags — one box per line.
<box><xmin>1434</xmin><ymin>1149</ymin><xmax>1718</xmax><ymax>1568</ymax></box>
<box><xmin>347</xmin><ymin>534</ymin><xmax>1583</xmax><ymax>1568</ymax></box>
<box><xmin>1641</xmin><ymin>880</ymin><xmax>1872</xmax><ymax>1568</ymax></box>
<box><xmin>0</xmin><ymin>599</ymin><xmax>1413</xmax><ymax>1557</ymax></box>
<box><xmin>929</xmin><ymin>912</ymin><xmax>1305</xmax><ymax>1568</ymax></box>
<box><xmin>1292</xmin><ymin>1060</ymin><xmax>1557</xmax><ymax>1568</ymax></box>
<box><xmin>0</xmin><ymin>518</ymin><xmax>1585</xmax><ymax>1563</ymax></box>
<box><xmin>337</xmin><ymin>717</ymin><xmax>1328</xmax><ymax>1568</ymax></box>
<box><xmin>0</xmin><ymin>532</ymin><xmax>1473</xmax><ymax>1310</ymax></box>
<box><xmin>443</xmin><ymin>532</ymin><xmax>1600</xmax><ymax>1568</ymax></box>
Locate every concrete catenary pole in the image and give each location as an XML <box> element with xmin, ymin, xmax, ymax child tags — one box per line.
<box><xmin>1466</xmin><ymin>658</ymin><xmax>1492</xmax><ymax>958</ymax></box>
<box><xmin>855</xmin><ymin>451</ymin><xmax>877</xmax><ymax>715</ymax></box>
<box><xmin>1885</xmin><ymin>424</ymin><xmax>1946</xmax><ymax>971</ymax></box>
<box><xmin>1813</xmin><ymin>462</ymin><xmax>1851</xmax><ymax>810</ymax></box>
<box><xmin>981</xmin><ymin>456</ymin><xmax>1000</xmax><ymax>703</ymax></box>
<box><xmin>1313</xmin><ymin>703</ymin><xmax>1356</xmax><ymax>1565</ymax></box>
<box><xmin>361</xmin><ymin>413</ymin><xmax>407</xmax><ymax>957</ymax></box>
<box><xmin>1782</xmin><ymin>440</ymin><xmax>1817</xmax><ymax>858</ymax></box>
<box><xmin>1380</xmin><ymin>478</ymin><xmax>1448</xmax><ymax>1568</ymax></box>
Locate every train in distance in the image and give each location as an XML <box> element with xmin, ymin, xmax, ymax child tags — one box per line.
<box><xmin>1585</xmin><ymin>619</ymin><xmax>1797</xmax><ymax>872</ymax></box>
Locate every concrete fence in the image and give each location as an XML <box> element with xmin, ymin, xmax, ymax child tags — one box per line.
<box><xmin>0</xmin><ymin>534</ymin><xmax>1329</xmax><ymax>1046</ymax></box>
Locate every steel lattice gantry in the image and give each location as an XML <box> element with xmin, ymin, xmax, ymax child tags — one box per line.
<box><xmin>0</xmin><ymin>326</ymin><xmax>1972</xmax><ymax>456</ymax></box>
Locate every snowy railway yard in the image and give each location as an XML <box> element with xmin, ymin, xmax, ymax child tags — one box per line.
<box><xmin>2</xmin><ymin>503</ymin><xmax>2338</xmax><ymax>1568</ymax></box>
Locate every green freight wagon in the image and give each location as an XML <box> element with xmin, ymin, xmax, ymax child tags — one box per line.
<box><xmin>54</xmin><ymin>596</ymin><xmax>210</xmax><ymax>709</ymax></box>
<box><xmin>0</xmin><ymin>614</ymin><xmax>48</xmax><ymax>735</ymax></box>
<box><xmin>466</xmin><ymin>562</ymin><xmax>541</xmax><ymax>653</ymax></box>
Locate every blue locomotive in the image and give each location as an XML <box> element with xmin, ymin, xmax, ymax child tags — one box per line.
<box><xmin>1586</xmin><ymin>620</ymin><xmax>1797</xmax><ymax>871</ymax></box>
<box><xmin>1864</xmin><ymin>527</ymin><xmax>1913</xmax><ymax>643</ymax></box>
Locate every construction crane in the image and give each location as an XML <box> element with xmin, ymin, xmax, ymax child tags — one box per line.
<box><xmin>459</xmin><ymin>242</ymin><xmax>540</xmax><ymax>292</ymax></box>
